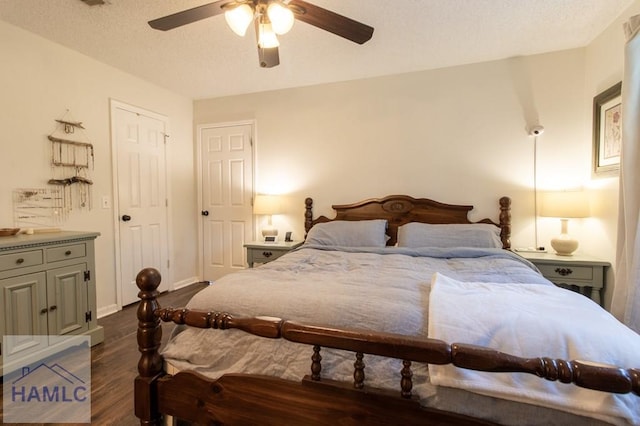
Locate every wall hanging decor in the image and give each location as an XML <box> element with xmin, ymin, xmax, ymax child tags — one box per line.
<box><xmin>47</xmin><ymin>111</ymin><xmax>94</xmax><ymax>211</ymax></box>
<box><xmin>593</xmin><ymin>82</ymin><xmax>622</xmax><ymax>176</ymax></box>
<box><xmin>13</xmin><ymin>187</ymin><xmax>66</xmax><ymax>228</ymax></box>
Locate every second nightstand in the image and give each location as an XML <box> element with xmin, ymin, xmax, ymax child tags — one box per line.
<box><xmin>518</xmin><ymin>251</ymin><xmax>610</xmax><ymax>306</ymax></box>
<box><xmin>244</xmin><ymin>241</ymin><xmax>303</xmax><ymax>268</ymax></box>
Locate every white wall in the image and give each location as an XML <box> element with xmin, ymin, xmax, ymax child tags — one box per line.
<box><xmin>0</xmin><ymin>21</ymin><xmax>196</xmax><ymax>315</ymax></box>
<box><xmin>194</xmin><ymin>50</ymin><xmax>591</xmax><ymax>250</ymax></box>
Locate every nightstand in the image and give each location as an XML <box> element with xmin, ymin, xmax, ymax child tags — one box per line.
<box><xmin>244</xmin><ymin>241</ymin><xmax>303</xmax><ymax>268</ymax></box>
<box><xmin>518</xmin><ymin>252</ymin><xmax>610</xmax><ymax>306</ymax></box>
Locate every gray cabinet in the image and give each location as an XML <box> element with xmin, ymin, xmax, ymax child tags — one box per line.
<box><xmin>0</xmin><ymin>232</ymin><xmax>104</xmax><ymax>374</ymax></box>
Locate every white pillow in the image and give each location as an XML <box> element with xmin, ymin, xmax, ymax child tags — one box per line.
<box><xmin>305</xmin><ymin>220</ymin><xmax>388</xmax><ymax>247</ymax></box>
<box><xmin>397</xmin><ymin>222</ymin><xmax>502</xmax><ymax>249</ymax></box>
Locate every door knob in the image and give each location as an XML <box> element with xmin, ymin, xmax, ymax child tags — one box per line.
<box><xmin>122</xmin><ymin>215</ymin><xmax>131</xmax><ymax>222</ymax></box>
<box><xmin>201</xmin><ymin>210</ymin><xmax>209</xmax><ymax>216</ymax></box>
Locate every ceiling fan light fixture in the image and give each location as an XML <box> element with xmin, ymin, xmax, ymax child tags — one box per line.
<box><xmin>224</xmin><ymin>3</ymin><xmax>254</xmax><ymax>36</ymax></box>
<box><xmin>267</xmin><ymin>1</ymin><xmax>294</xmax><ymax>35</ymax></box>
<box><xmin>258</xmin><ymin>22</ymin><xmax>280</xmax><ymax>48</ymax></box>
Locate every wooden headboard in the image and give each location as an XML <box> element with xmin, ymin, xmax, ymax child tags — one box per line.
<box><xmin>304</xmin><ymin>195</ymin><xmax>511</xmax><ymax>249</ymax></box>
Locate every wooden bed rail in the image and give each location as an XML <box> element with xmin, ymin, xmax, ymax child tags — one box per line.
<box><xmin>135</xmin><ymin>267</ymin><xmax>640</xmax><ymax>419</ymax></box>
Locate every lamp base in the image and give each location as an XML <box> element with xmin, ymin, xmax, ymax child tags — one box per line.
<box><xmin>550</xmin><ymin>234</ymin><xmax>578</xmax><ymax>256</ymax></box>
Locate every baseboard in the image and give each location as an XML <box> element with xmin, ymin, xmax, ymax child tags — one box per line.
<box><xmin>173</xmin><ymin>276</ymin><xmax>200</xmax><ymax>291</ymax></box>
<box><xmin>96</xmin><ymin>278</ymin><xmax>200</xmax><ymax>319</ymax></box>
<box><xmin>97</xmin><ymin>304</ymin><xmax>119</xmax><ymax>319</ymax></box>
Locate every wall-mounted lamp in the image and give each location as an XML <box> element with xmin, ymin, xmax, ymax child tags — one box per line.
<box><xmin>540</xmin><ymin>190</ymin><xmax>590</xmax><ymax>256</ymax></box>
<box><xmin>253</xmin><ymin>194</ymin><xmax>282</xmax><ymax>240</ymax></box>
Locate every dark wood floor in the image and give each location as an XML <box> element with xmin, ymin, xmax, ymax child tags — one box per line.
<box><xmin>0</xmin><ymin>282</ymin><xmax>208</xmax><ymax>426</ymax></box>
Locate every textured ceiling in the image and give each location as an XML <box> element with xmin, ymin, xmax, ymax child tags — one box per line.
<box><xmin>0</xmin><ymin>0</ymin><xmax>634</xmax><ymax>99</ymax></box>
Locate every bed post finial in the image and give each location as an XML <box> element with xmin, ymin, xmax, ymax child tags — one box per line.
<box><xmin>499</xmin><ymin>196</ymin><xmax>512</xmax><ymax>249</ymax></box>
<box><xmin>134</xmin><ymin>267</ymin><xmax>163</xmax><ymax>425</ymax></box>
<box><xmin>305</xmin><ymin>197</ymin><xmax>313</xmax><ymax>236</ymax></box>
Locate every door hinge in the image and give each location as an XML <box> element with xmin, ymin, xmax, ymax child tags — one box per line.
<box><xmin>85</xmin><ymin>311</ymin><xmax>92</xmax><ymax>322</ymax></box>
<box><xmin>166</xmin><ymin>198</ymin><xmax>169</xmax><ymax>207</ymax></box>
<box><xmin>84</xmin><ymin>270</ymin><xmax>91</xmax><ymax>281</ymax></box>
<box><xmin>167</xmin><ymin>259</ymin><xmax>170</xmax><ymax>269</ymax></box>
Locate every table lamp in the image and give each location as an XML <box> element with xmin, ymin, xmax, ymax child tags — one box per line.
<box><xmin>540</xmin><ymin>190</ymin><xmax>590</xmax><ymax>256</ymax></box>
<box><xmin>253</xmin><ymin>194</ymin><xmax>282</xmax><ymax>241</ymax></box>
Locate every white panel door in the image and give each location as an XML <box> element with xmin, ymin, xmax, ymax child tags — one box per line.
<box><xmin>200</xmin><ymin>124</ymin><xmax>253</xmax><ymax>281</ymax></box>
<box><xmin>114</xmin><ymin>105</ymin><xmax>169</xmax><ymax>306</ymax></box>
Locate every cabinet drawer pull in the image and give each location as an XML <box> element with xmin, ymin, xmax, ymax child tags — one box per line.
<box><xmin>16</xmin><ymin>258</ymin><xmax>24</xmax><ymax>264</ymax></box>
<box><xmin>262</xmin><ymin>251</ymin><xmax>273</xmax><ymax>258</ymax></box>
<box><xmin>49</xmin><ymin>305</ymin><xmax>57</xmax><ymax>312</ymax></box>
<box><xmin>65</xmin><ymin>250</ymin><xmax>72</xmax><ymax>256</ymax></box>
<box><xmin>40</xmin><ymin>308</ymin><xmax>48</xmax><ymax>315</ymax></box>
<box><xmin>555</xmin><ymin>267</ymin><xmax>573</xmax><ymax>276</ymax></box>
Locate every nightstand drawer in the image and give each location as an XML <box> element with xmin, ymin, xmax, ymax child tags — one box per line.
<box><xmin>0</xmin><ymin>250</ymin><xmax>44</xmax><ymax>272</ymax></box>
<box><xmin>245</xmin><ymin>241</ymin><xmax>303</xmax><ymax>267</ymax></box>
<box><xmin>252</xmin><ymin>249</ymin><xmax>286</xmax><ymax>263</ymax></box>
<box><xmin>537</xmin><ymin>264</ymin><xmax>593</xmax><ymax>281</ymax></box>
<box><xmin>518</xmin><ymin>252</ymin><xmax>609</xmax><ymax>306</ymax></box>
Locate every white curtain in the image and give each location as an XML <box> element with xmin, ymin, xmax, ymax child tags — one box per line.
<box><xmin>613</xmin><ymin>14</ymin><xmax>640</xmax><ymax>332</ymax></box>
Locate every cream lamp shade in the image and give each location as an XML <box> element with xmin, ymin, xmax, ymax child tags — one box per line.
<box><xmin>253</xmin><ymin>195</ymin><xmax>282</xmax><ymax>239</ymax></box>
<box><xmin>540</xmin><ymin>190</ymin><xmax>590</xmax><ymax>256</ymax></box>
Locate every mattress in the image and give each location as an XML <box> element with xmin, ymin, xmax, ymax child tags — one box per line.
<box><xmin>161</xmin><ymin>245</ymin><xmax>633</xmax><ymax>425</ymax></box>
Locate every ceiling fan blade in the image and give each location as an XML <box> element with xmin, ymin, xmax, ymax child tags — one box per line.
<box><xmin>288</xmin><ymin>0</ymin><xmax>374</xmax><ymax>44</ymax></box>
<box><xmin>258</xmin><ymin>46</ymin><xmax>280</xmax><ymax>68</ymax></box>
<box><xmin>148</xmin><ymin>1</ymin><xmax>228</xmax><ymax>31</ymax></box>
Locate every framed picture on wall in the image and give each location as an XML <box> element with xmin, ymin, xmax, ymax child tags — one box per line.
<box><xmin>593</xmin><ymin>82</ymin><xmax>622</xmax><ymax>176</ymax></box>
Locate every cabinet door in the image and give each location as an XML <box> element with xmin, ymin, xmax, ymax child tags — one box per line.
<box><xmin>46</xmin><ymin>264</ymin><xmax>89</xmax><ymax>336</ymax></box>
<box><xmin>1</xmin><ymin>272</ymin><xmax>48</xmax><ymax>363</ymax></box>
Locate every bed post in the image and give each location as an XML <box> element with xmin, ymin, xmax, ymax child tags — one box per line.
<box><xmin>305</xmin><ymin>197</ymin><xmax>313</xmax><ymax>236</ymax></box>
<box><xmin>134</xmin><ymin>267</ymin><xmax>164</xmax><ymax>426</ymax></box>
<box><xmin>499</xmin><ymin>196</ymin><xmax>512</xmax><ymax>249</ymax></box>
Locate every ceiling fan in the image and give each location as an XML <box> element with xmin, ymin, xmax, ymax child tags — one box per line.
<box><xmin>148</xmin><ymin>0</ymin><xmax>374</xmax><ymax>68</ymax></box>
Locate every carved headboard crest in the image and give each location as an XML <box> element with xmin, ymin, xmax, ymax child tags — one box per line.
<box><xmin>304</xmin><ymin>195</ymin><xmax>511</xmax><ymax>248</ymax></box>
<box><xmin>382</xmin><ymin>200</ymin><xmax>413</xmax><ymax>214</ymax></box>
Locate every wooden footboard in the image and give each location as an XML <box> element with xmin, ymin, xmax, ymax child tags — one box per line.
<box><xmin>135</xmin><ymin>268</ymin><xmax>640</xmax><ymax>426</ymax></box>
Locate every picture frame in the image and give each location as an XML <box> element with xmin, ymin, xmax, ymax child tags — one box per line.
<box><xmin>593</xmin><ymin>82</ymin><xmax>622</xmax><ymax>176</ymax></box>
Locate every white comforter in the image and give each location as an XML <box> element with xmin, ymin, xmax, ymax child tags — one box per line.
<box><xmin>161</xmin><ymin>245</ymin><xmax>624</xmax><ymax>425</ymax></box>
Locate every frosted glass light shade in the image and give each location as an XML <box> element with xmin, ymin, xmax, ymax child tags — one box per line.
<box><xmin>224</xmin><ymin>4</ymin><xmax>254</xmax><ymax>36</ymax></box>
<box><xmin>267</xmin><ymin>2</ymin><xmax>295</xmax><ymax>35</ymax></box>
<box><xmin>258</xmin><ymin>22</ymin><xmax>280</xmax><ymax>48</ymax></box>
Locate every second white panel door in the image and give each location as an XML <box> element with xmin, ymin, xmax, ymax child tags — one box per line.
<box><xmin>200</xmin><ymin>124</ymin><xmax>253</xmax><ymax>281</ymax></box>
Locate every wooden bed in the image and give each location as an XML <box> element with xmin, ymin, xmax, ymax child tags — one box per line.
<box><xmin>134</xmin><ymin>195</ymin><xmax>639</xmax><ymax>426</ymax></box>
